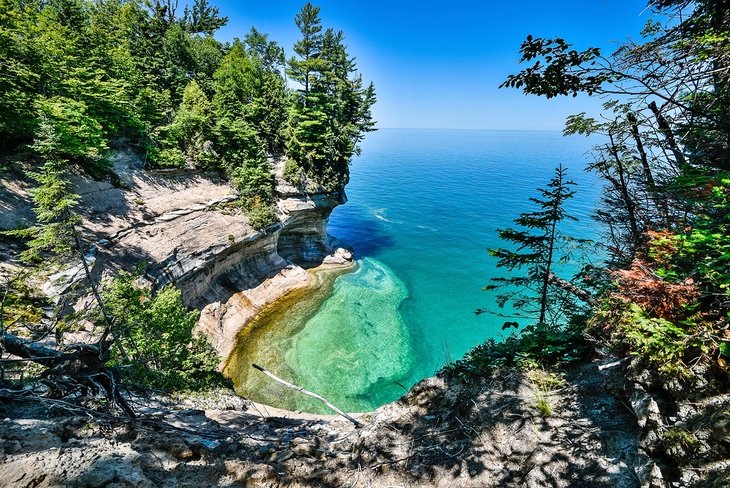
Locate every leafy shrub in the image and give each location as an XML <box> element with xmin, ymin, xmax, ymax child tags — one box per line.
<box><xmin>597</xmin><ymin>177</ymin><xmax>730</xmax><ymax>378</ymax></box>
<box><xmin>0</xmin><ymin>276</ymin><xmax>48</xmax><ymax>331</ymax></box>
<box><xmin>243</xmin><ymin>195</ymin><xmax>278</xmax><ymax>230</ymax></box>
<box><xmin>147</xmin><ymin>146</ymin><xmax>187</xmax><ymax>169</ymax></box>
<box><xmin>103</xmin><ymin>271</ymin><xmax>228</xmax><ymax>392</ymax></box>
<box><xmin>590</xmin><ymin>299</ymin><xmax>714</xmax><ymax>379</ymax></box>
<box><xmin>442</xmin><ymin>319</ymin><xmax>588</xmax><ymax>380</ymax></box>
<box><xmin>231</xmin><ymin>160</ymin><xmax>274</xmax><ymax>201</ymax></box>
<box><xmin>282</xmin><ymin>158</ymin><xmax>304</xmax><ymax>185</ymax></box>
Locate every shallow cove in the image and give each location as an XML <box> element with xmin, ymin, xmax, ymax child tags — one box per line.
<box><xmin>224</xmin><ymin>258</ymin><xmax>415</xmax><ymax>413</ymax></box>
<box><xmin>227</xmin><ymin>129</ymin><xmax>602</xmax><ymax>414</ymax></box>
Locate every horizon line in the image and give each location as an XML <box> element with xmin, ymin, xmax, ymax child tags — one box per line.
<box><xmin>373</xmin><ymin>127</ymin><xmax>565</xmax><ymax>132</ymax></box>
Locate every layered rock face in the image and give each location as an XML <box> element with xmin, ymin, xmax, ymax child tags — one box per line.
<box><xmin>0</xmin><ymin>150</ymin><xmax>353</xmax><ymax>359</ymax></box>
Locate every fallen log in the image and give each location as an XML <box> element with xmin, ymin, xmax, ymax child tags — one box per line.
<box><xmin>1</xmin><ymin>332</ymin><xmax>135</xmax><ymax>417</ymax></box>
<box><xmin>252</xmin><ymin>363</ymin><xmax>363</xmax><ymax>427</ymax></box>
<box><xmin>1</xmin><ymin>333</ymin><xmax>64</xmax><ymax>367</ymax></box>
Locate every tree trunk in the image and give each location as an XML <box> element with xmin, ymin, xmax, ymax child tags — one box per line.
<box><xmin>608</xmin><ymin>132</ymin><xmax>641</xmax><ymax>244</ymax></box>
<box><xmin>648</xmin><ymin>101</ymin><xmax>687</xmax><ymax>167</ymax></box>
<box><xmin>627</xmin><ymin>112</ymin><xmax>670</xmax><ymax>223</ymax></box>
<box><xmin>1</xmin><ymin>332</ymin><xmax>135</xmax><ymax>417</ymax></box>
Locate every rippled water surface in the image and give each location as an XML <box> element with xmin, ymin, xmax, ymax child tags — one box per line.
<box><xmin>229</xmin><ymin>129</ymin><xmax>601</xmax><ymax>413</ymax></box>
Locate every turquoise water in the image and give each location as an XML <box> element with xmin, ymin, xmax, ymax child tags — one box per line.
<box><xmin>285</xmin><ymin>258</ymin><xmax>415</xmax><ymax>409</ymax></box>
<box><xmin>232</xmin><ymin>129</ymin><xmax>602</xmax><ymax>413</ymax></box>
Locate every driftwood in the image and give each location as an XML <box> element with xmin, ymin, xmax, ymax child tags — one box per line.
<box><xmin>252</xmin><ymin>363</ymin><xmax>363</xmax><ymax>427</ymax></box>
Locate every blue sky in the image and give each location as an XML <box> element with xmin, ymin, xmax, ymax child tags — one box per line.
<box><xmin>214</xmin><ymin>1</ymin><xmax>653</xmax><ymax>130</ymax></box>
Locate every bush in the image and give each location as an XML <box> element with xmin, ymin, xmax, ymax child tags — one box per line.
<box><xmin>282</xmin><ymin>158</ymin><xmax>304</xmax><ymax>184</ymax></box>
<box><xmin>590</xmin><ymin>299</ymin><xmax>715</xmax><ymax>379</ymax></box>
<box><xmin>442</xmin><ymin>319</ymin><xmax>588</xmax><ymax>381</ymax></box>
<box><xmin>147</xmin><ymin>147</ymin><xmax>187</xmax><ymax>168</ymax></box>
<box><xmin>244</xmin><ymin>195</ymin><xmax>278</xmax><ymax>230</ymax></box>
<box><xmin>103</xmin><ymin>271</ymin><xmax>228</xmax><ymax>392</ymax></box>
<box><xmin>231</xmin><ymin>160</ymin><xmax>274</xmax><ymax>201</ymax></box>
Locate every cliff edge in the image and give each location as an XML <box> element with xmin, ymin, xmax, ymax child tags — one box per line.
<box><xmin>0</xmin><ymin>149</ymin><xmax>353</xmax><ymax>359</ymax></box>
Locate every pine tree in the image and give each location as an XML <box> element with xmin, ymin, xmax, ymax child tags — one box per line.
<box><xmin>287</xmin><ymin>4</ymin><xmax>376</xmax><ymax>187</ymax></box>
<box><xmin>288</xmin><ymin>2</ymin><xmax>323</xmax><ymax>97</ymax></box>
<box><xmin>182</xmin><ymin>0</ymin><xmax>228</xmax><ymax>36</ymax></box>
<box><xmin>485</xmin><ymin>165</ymin><xmax>583</xmax><ymax>325</ymax></box>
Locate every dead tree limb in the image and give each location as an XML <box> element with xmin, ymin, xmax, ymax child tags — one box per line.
<box><xmin>1</xmin><ymin>332</ymin><xmax>135</xmax><ymax>417</ymax></box>
<box><xmin>252</xmin><ymin>363</ymin><xmax>363</xmax><ymax>427</ymax></box>
<box><xmin>547</xmin><ymin>273</ymin><xmax>594</xmax><ymax>305</ymax></box>
<box><xmin>648</xmin><ymin>101</ymin><xmax>687</xmax><ymax>167</ymax></box>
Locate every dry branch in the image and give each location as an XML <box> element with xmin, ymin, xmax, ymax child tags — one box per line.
<box><xmin>546</xmin><ymin>273</ymin><xmax>594</xmax><ymax>305</ymax></box>
<box><xmin>252</xmin><ymin>363</ymin><xmax>363</xmax><ymax>427</ymax></box>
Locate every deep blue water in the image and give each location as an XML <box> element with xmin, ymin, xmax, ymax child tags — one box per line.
<box><xmin>232</xmin><ymin>128</ymin><xmax>603</xmax><ymax>412</ymax></box>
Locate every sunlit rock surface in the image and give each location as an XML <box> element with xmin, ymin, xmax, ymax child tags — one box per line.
<box><xmin>0</xmin><ymin>149</ymin><xmax>353</xmax><ymax>361</ymax></box>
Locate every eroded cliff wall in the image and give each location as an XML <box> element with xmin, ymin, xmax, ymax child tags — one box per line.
<box><xmin>0</xmin><ymin>149</ymin><xmax>353</xmax><ymax>358</ymax></box>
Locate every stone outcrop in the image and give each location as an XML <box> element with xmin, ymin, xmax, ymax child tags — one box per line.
<box><xmin>0</xmin><ymin>149</ymin><xmax>353</xmax><ymax>359</ymax></box>
<box><xmin>0</xmin><ymin>357</ymin><xmax>648</xmax><ymax>488</ymax></box>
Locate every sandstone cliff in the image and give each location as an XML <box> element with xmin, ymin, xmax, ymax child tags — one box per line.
<box><xmin>0</xmin><ymin>149</ymin><xmax>353</xmax><ymax>359</ymax></box>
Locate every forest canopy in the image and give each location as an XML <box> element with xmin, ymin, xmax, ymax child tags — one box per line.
<box><xmin>0</xmin><ymin>0</ymin><xmax>376</xmax><ymax>206</ymax></box>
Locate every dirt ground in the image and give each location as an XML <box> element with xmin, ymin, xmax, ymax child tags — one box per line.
<box><xmin>0</xmin><ymin>357</ymin><xmax>655</xmax><ymax>487</ymax></box>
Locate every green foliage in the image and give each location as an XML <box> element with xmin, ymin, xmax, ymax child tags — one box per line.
<box><xmin>527</xmin><ymin>368</ymin><xmax>566</xmax><ymax>390</ymax></box>
<box><xmin>182</xmin><ymin>0</ymin><xmax>227</xmax><ymax>36</ymax></box>
<box><xmin>104</xmin><ymin>271</ymin><xmax>227</xmax><ymax>392</ymax></box>
<box><xmin>231</xmin><ymin>158</ymin><xmax>273</xmax><ymax>202</ymax></box>
<box><xmin>34</xmin><ymin>97</ymin><xmax>107</xmax><ymax>164</ymax></box>
<box><xmin>212</xmin><ymin>41</ymin><xmax>257</xmax><ymax>120</ymax></box>
<box><xmin>661</xmin><ymin>428</ymin><xmax>698</xmax><ymax>450</ymax></box>
<box><xmin>2</xmin><ymin>0</ymin><xmax>375</xmax><ymax>199</ymax></box>
<box><xmin>499</xmin><ymin>36</ymin><xmax>608</xmax><ymax>98</ymax></box>
<box><xmin>666</xmin><ymin>176</ymin><xmax>730</xmax><ymax>294</ymax></box>
<box><xmin>0</xmin><ymin>275</ymin><xmax>48</xmax><ymax>327</ymax></box>
<box><xmin>442</xmin><ymin>319</ymin><xmax>588</xmax><ymax>380</ymax></box>
<box><xmin>534</xmin><ymin>394</ymin><xmax>553</xmax><ymax>416</ymax></box>
<box><xmin>5</xmin><ymin>159</ymin><xmax>79</xmax><ymax>262</ymax></box>
<box><xmin>287</xmin><ymin>2</ymin><xmax>376</xmax><ymax>188</ymax></box>
<box><xmin>0</xmin><ymin>0</ymin><xmax>42</xmax><ymax>144</ymax></box>
<box><xmin>485</xmin><ymin>165</ymin><xmax>586</xmax><ymax>324</ymax></box>
<box><xmin>152</xmin><ymin>79</ymin><xmax>215</xmax><ymax>168</ymax></box>
<box><xmin>210</xmin><ymin>38</ymin><xmax>289</xmax><ymax>156</ymax></box>
<box><xmin>243</xmin><ymin>195</ymin><xmax>278</xmax><ymax>230</ymax></box>
<box><xmin>590</xmin><ymin>299</ymin><xmax>718</xmax><ymax>379</ymax></box>
<box><xmin>282</xmin><ymin>158</ymin><xmax>305</xmax><ymax>185</ymax></box>
<box><xmin>147</xmin><ymin>146</ymin><xmax>186</xmax><ymax>168</ymax></box>
<box><xmin>622</xmin><ymin>304</ymin><xmax>696</xmax><ymax>377</ymax></box>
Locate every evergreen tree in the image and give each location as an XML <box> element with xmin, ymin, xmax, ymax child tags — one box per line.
<box><xmin>182</xmin><ymin>0</ymin><xmax>227</xmax><ymax>36</ymax></box>
<box><xmin>212</xmin><ymin>40</ymin><xmax>257</xmax><ymax>120</ymax></box>
<box><xmin>485</xmin><ymin>165</ymin><xmax>583</xmax><ymax>325</ymax></box>
<box><xmin>287</xmin><ymin>3</ymin><xmax>376</xmax><ymax>188</ymax></box>
<box><xmin>288</xmin><ymin>2</ymin><xmax>323</xmax><ymax>97</ymax></box>
<box><xmin>244</xmin><ymin>27</ymin><xmax>285</xmax><ymax>71</ymax></box>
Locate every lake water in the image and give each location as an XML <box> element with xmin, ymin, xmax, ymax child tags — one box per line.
<box><xmin>229</xmin><ymin>128</ymin><xmax>602</xmax><ymax>413</ymax></box>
